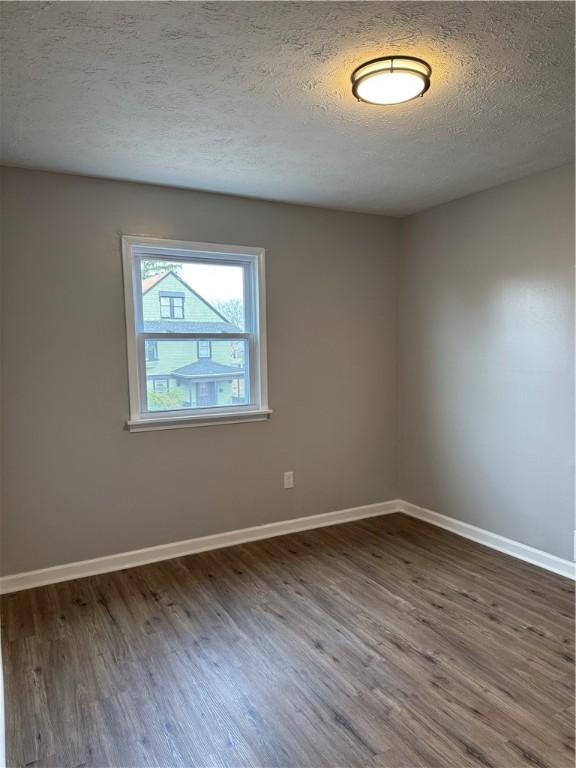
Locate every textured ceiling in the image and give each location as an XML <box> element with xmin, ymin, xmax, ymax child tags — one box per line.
<box><xmin>1</xmin><ymin>1</ymin><xmax>574</xmax><ymax>215</ymax></box>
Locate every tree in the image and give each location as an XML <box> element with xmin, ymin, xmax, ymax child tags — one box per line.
<box><xmin>141</xmin><ymin>260</ymin><xmax>182</xmax><ymax>279</ymax></box>
<box><xmin>214</xmin><ymin>297</ymin><xmax>244</xmax><ymax>330</ymax></box>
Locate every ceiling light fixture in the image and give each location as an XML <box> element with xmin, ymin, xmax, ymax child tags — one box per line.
<box><xmin>351</xmin><ymin>56</ymin><xmax>431</xmax><ymax>105</ymax></box>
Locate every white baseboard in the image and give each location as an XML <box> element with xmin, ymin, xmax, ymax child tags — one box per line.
<box><xmin>1</xmin><ymin>499</ymin><xmax>573</xmax><ymax>594</ymax></box>
<box><xmin>398</xmin><ymin>500</ymin><xmax>575</xmax><ymax>580</ymax></box>
<box><xmin>0</xmin><ymin>501</ymin><xmax>399</xmax><ymax>595</ymax></box>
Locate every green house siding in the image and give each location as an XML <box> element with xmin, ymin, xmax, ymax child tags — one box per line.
<box><xmin>146</xmin><ymin>339</ymin><xmax>243</xmax><ymax>376</ymax></box>
<box><xmin>142</xmin><ymin>272</ymin><xmax>226</xmax><ymax>323</ymax></box>
<box><xmin>142</xmin><ymin>272</ymin><xmax>244</xmax><ymax>412</ymax></box>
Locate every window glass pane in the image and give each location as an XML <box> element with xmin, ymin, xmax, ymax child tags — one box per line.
<box><xmin>197</xmin><ymin>340</ymin><xmax>211</xmax><ymax>359</ymax></box>
<box><xmin>140</xmin><ymin>258</ymin><xmax>245</xmax><ymax>332</ymax></box>
<box><xmin>145</xmin><ymin>340</ymin><xmax>158</xmax><ymax>361</ymax></box>
<box><xmin>145</xmin><ymin>338</ymin><xmax>249</xmax><ymax>412</ymax></box>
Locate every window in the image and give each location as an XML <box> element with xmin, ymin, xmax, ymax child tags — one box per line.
<box><xmin>145</xmin><ymin>340</ymin><xmax>158</xmax><ymax>361</ymax></box>
<box><xmin>153</xmin><ymin>378</ymin><xmax>169</xmax><ymax>393</ymax></box>
<box><xmin>160</xmin><ymin>294</ymin><xmax>185</xmax><ymax>319</ymax></box>
<box><xmin>232</xmin><ymin>378</ymin><xmax>245</xmax><ymax>401</ymax></box>
<box><xmin>122</xmin><ymin>236</ymin><xmax>270</xmax><ymax>431</ymax></box>
<box><xmin>197</xmin><ymin>340</ymin><xmax>212</xmax><ymax>359</ymax></box>
<box><xmin>230</xmin><ymin>340</ymin><xmax>243</xmax><ymax>364</ymax></box>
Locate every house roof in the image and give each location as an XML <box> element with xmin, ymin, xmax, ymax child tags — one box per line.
<box><xmin>172</xmin><ymin>360</ymin><xmax>245</xmax><ymax>378</ymax></box>
<box><xmin>141</xmin><ymin>272</ymin><xmax>166</xmax><ymax>292</ymax></box>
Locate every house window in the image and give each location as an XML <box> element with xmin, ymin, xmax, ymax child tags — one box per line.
<box><xmin>145</xmin><ymin>340</ymin><xmax>158</xmax><ymax>361</ymax></box>
<box><xmin>232</xmin><ymin>378</ymin><xmax>245</xmax><ymax>400</ymax></box>
<box><xmin>153</xmin><ymin>378</ymin><xmax>169</xmax><ymax>393</ymax></box>
<box><xmin>230</xmin><ymin>341</ymin><xmax>243</xmax><ymax>364</ymax></box>
<box><xmin>160</xmin><ymin>294</ymin><xmax>184</xmax><ymax>319</ymax></box>
<box><xmin>122</xmin><ymin>236</ymin><xmax>270</xmax><ymax>431</ymax></box>
<box><xmin>197</xmin><ymin>340</ymin><xmax>212</xmax><ymax>359</ymax></box>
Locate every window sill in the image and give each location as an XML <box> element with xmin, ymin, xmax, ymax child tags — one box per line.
<box><xmin>126</xmin><ymin>409</ymin><xmax>273</xmax><ymax>433</ymax></box>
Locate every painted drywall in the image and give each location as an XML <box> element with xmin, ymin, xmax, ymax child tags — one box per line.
<box><xmin>398</xmin><ymin>164</ymin><xmax>575</xmax><ymax>560</ymax></box>
<box><xmin>0</xmin><ymin>167</ymin><xmax>398</xmax><ymax>574</ymax></box>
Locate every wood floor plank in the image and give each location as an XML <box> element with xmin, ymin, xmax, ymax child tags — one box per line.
<box><xmin>2</xmin><ymin>513</ymin><xmax>573</xmax><ymax>768</ymax></box>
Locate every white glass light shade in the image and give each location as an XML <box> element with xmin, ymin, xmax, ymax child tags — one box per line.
<box><xmin>351</xmin><ymin>57</ymin><xmax>431</xmax><ymax>105</ymax></box>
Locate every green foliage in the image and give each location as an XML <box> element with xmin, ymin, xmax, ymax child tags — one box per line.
<box><xmin>141</xmin><ymin>260</ymin><xmax>182</xmax><ymax>279</ymax></box>
<box><xmin>148</xmin><ymin>388</ymin><xmax>184</xmax><ymax>410</ymax></box>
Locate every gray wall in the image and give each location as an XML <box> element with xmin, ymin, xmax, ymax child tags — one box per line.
<box><xmin>2</xmin><ymin>163</ymin><xmax>574</xmax><ymax>574</ymax></box>
<box><xmin>398</xmin><ymin>164</ymin><xmax>575</xmax><ymax>560</ymax></box>
<box><xmin>0</xmin><ymin>167</ymin><xmax>399</xmax><ymax>574</ymax></box>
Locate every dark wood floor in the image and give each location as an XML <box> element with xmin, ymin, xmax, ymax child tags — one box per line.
<box><xmin>2</xmin><ymin>513</ymin><xmax>574</xmax><ymax>768</ymax></box>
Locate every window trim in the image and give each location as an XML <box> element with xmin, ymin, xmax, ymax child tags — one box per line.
<box><xmin>122</xmin><ymin>235</ymin><xmax>271</xmax><ymax>431</ymax></box>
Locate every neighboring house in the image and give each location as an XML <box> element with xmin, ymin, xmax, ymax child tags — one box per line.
<box><xmin>142</xmin><ymin>271</ymin><xmax>245</xmax><ymax>410</ymax></box>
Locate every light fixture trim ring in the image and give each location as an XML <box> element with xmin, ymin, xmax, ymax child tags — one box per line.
<box><xmin>351</xmin><ymin>55</ymin><xmax>432</xmax><ymax>105</ymax></box>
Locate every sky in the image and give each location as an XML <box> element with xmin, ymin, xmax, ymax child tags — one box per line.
<box><xmin>181</xmin><ymin>263</ymin><xmax>243</xmax><ymax>304</ymax></box>
<box><xmin>144</xmin><ymin>260</ymin><xmax>243</xmax><ymax>304</ymax></box>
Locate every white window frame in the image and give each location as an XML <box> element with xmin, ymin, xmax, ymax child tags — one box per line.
<box><xmin>122</xmin><ymin>235</ymin><xmax>271</xmax><ymax>432</ymax></box>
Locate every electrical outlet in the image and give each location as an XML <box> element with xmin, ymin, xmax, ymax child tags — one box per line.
<box><xmin>283</xmin><ymin>471</ymin><xmax>294</xmax><ymax>489</ymax></box>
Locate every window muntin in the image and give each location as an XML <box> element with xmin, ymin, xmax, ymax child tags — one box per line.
<box><xmin>122</xmin><ymin>237</ymin><xmax>268</xmax><ymax>428</ymax></box>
